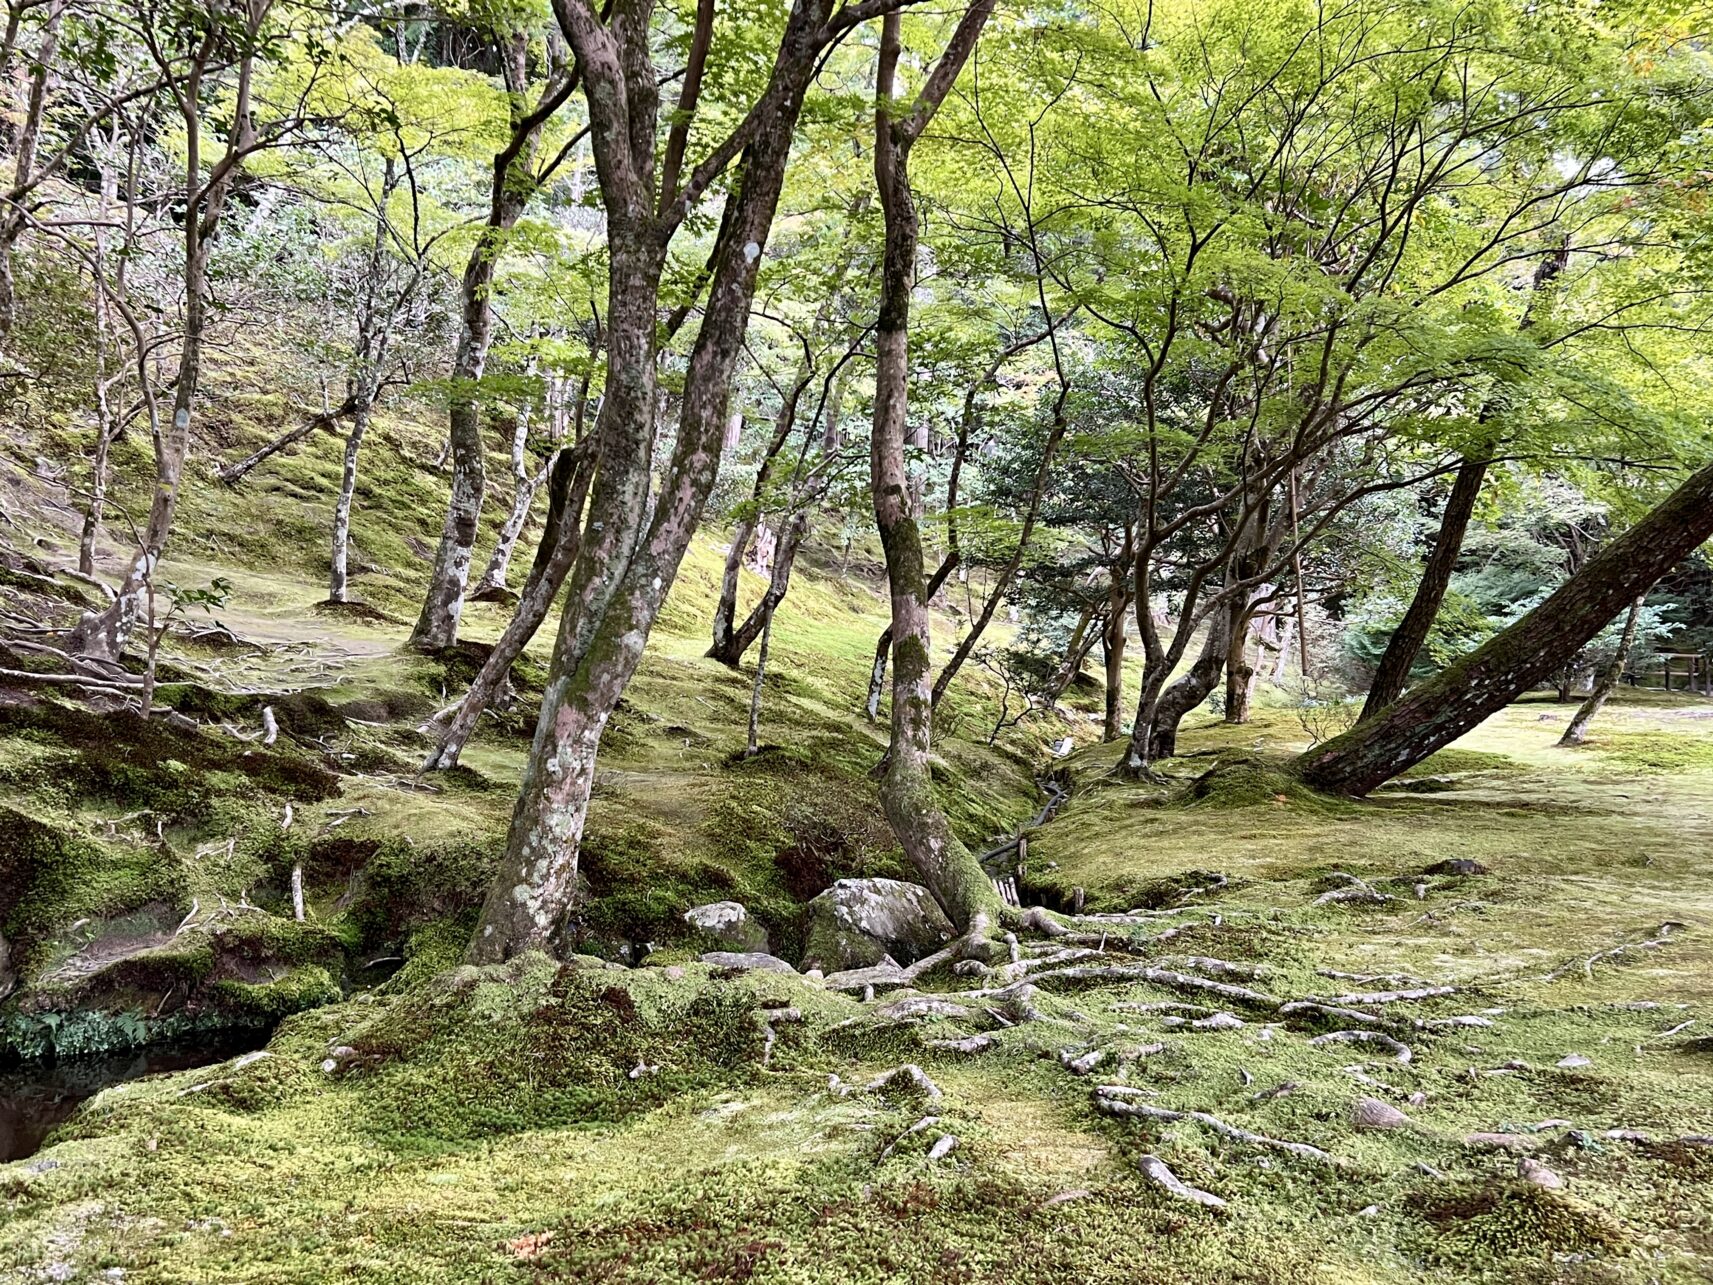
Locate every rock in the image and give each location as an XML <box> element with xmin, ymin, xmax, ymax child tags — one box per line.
<box><xmin>802</xmin><ymin>878</ymin><xmax>954</xmax><ymax>971</ymax></box>
<box><xmin>1191</xmin><ymin>1011</ymin><xmax>1245</xmax><ymax>1031</ymax></box>
<box><xmin>683</xmin><ymin>901</ymin><xmax>768</xmax><ymax>954</ymax></box>
<box><xmin>1519</xmin><ymin>1158</ymin><xmax>1565</xmax><ymax>1189</ymax></box>
<box><xmin>1422</xmin><ymin>858</ymin><xmax>1489</xmax><ymax>877</ymax></box>
<box><xmin>700</xmin><ymin>951</ymin><xmax>797</xmax><ymax>974</ymax></box>
<box><xmin>1556</xmin><ymin>1053</ymin><xmax>1592</xmax><ymax>1069</ymax></box>
<box><xmin>1351</xmin><ymin>1096</ymin><xmax>1410</xmax><ymax>1131</ymax></box>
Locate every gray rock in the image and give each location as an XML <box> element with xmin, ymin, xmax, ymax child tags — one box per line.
<box><xmin>802</xmin><ymin>878</ymin><xmax>954</xmax><ymax>971</ymax></box>
<box><xmin>1351</xmin><ymin>1096</ymin><xmax>1410</xmax><ymax>1131</ymax></box>
<box><xmin>1519</xmin><ymin>1157</ymin><xmax>1565</xmax><ymax>1189</ymax></box>
<box><xmin>684</xmin><ymin>901</ymin><xmax>768</xmax><ymax>953</ymax></box>
<box><xmin>1556</xmin><ymin>1053</ymin><xmax>1592</xmax><ymax>1069</ymax></box>
<box><xmin>700</xmin><ymin>951</ymin><xmax>797</xmax><ymax>974</ymax></box>
<box><xmin>1423</xmin><ymin>858</ymin><xmax>1489</xmax><ymax>877</ymax></box>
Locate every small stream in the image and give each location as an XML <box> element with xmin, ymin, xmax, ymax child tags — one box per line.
<box><xmin>0</xmin><ymin>1028</ymin><xmax>273</xmax><ymax>1163</ymax></box>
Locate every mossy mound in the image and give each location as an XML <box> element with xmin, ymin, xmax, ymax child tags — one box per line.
<box><xmin>324</xmin><ymin>954</ymin><xmax>788</xmax><ymax>1143</ymax></box>
<box><xmin>0</xmin><ymin>693</ymin><xmax>340</xmax><ymax>817</ymax></box>
<box><xmin>1180</xmin><ymin>752</ymin><xmax>1350</xmax><ymax>814</ymax></box>
<box><xmin>1410</xmin><ymin>1181</ymin><xmax>1630</xmax><ymax>1261</ymax></box>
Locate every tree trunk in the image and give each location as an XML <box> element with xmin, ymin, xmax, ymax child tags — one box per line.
<box><xmin>68</xmin><ymin>52</ymin><xmax>252</xmax><ymax>660</ymax></box>
<box><xmin>744</xmin><ymin>604</ymin><xmax>773</xmax><ymax>757</ymax></box>
<box><xmin>1223</xmin><ymin>595</ymin><xmax>1257</xmax><ymax>724</ymax></box>
<box><xmin>0</xmin><ymin>0</ymin><xmax>64</xmax><ymax>337</ymax></box>
<box><xmin>1360</xmin><ymin>455</ymin><xmax>1486</xmax><ymax>719</ymax></box>
<box><xmin>865</xmin><ymin>1</ymin><xmax>1000</xmax><ymax>941</ymax></box>
<box><xmin>709</xmin><ymin>510</ymin><xmax>807</xmax><ymax>666</ymax></box>
<box><xmin>474</xmin><ymin>405</ymin><xmax>548</xmax><ymax>599</ymax></box>
<box><xmin>1559</xmin><ymin>593</ymin><xmax>1647</xmax><ymax>747</ymax></box>
<box><xmin>1298</xmin><ymin>461</ymin><xmax>1713</xmax><ymax>795</ymax></box>
<box><xmin>1102</xmin><ymin>564</ymin><xmax>1129</xmax><ymax>740</ymax></box>
<box><xmin>425</xmin><ymin>444</ymin><xmax>596</xmax><ymax>770</ymax></box>
<box><xmin>412</xmin><ymin>32</ymin><xmax>548</xmax><ymax>651</ymax></box>
<box><xmin>1359</xmin><ymin>240</ymin><xmax>1568</xmax><ymax>719</ymax></box>
<box><xmin>327</xmin><ymin>406</ymin><xmax>371</xmax><ymax>602</ymax></box>
<box><xmin>865</xmin><ymin>552</ymin><xmax>957</xmax><ymax>721</ymax></box>
<box><xmin>467</xmin><ymin>0</ymin><xmax>833</xmax><ymax>961</ymax></box>
<box><xmin>1147</xmin><ymin>613</ymin><xmax>1230</xmax><ymax>758</ymax></box>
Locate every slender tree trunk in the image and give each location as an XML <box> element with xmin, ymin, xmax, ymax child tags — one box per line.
<box><xmin>1359</xmin><ymin>241</ymin><xmax>1568</xmax><ymax>719</ymax></box>
<box><xmin>865</xmin><ymin>1</ymin><xmax>1000</xmax><ymax>941</ymax></box>
<box><xmin>327</xmin><ymin>406</ymin><xmax>372</xmax><ymax>602</ymax></box>
<box><xmin>744</xmin><ymin>605</ymin><xmax>773</xmax><ymax>757</ymax></box>
<box><xmin>1559</xmin><ymin>593</ymin><xmax>1647</xmax><ymax>747</ymax></box>
<box><xmin>425</xmin><ymin>443</ymin><xmax>595</xmax><ymax>770</ymax></box>
<box><xmin>1298</xmin><ymin>462</ymin><xmax>1713</xmax><ymax>795</ymax></box>
<box><xmin>1360</xmin><ymin>455</ymin><xmax>1486</xmax><ymax>719</ymax></box>
<box><xmin>68</xmin><ymin>49</ymin><xmax>253</xmax><ymax>659</ymax></box>
<box><xmin>865</xmin><ymin>552</ymin><xmax>957</xmax><ymax>721</ymax></box>
<box><xmin>412</xmin><ymin>32</ymin><xmax>555</xmax><ymax>651</ymax></box>
<box><xmin>710</xmin><ymin>510</ymin><xmax>808</xmax><ymax>666</ymax></box>
<box><xmin>0</xmin><ymin>0</ymin><xmax>64</xmax><ymax>338</ymax></box>
<box><xmin>474</xmin><ymin>404</ymin><xmax>547</xmax><ymax>599</ymax></box>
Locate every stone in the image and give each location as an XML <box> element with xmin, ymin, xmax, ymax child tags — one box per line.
<box><xmin>801</xmin><ymin>878</ymin><xmax>955</xmax><ymax>971</ymax></box>
<box><xmin>1350</xmin><ymin>1096</ymin><xmax>1410</xmax><ymax>1131</ymax></box>
<box><xmin>1519</xmin><ymin>1158</ymin><xmax>1566</xmax><ymax>1189</ymax></box>
<box><xmin>1422</xmin><ymin>858</ymin><xmax>1489</xmax><ymax>877</ymax></box>
<box><xmin>1556</xmin><ymin>1053</ymin><xmax>1592</xmax><ymax>1069</ymax></box>
<box><xmin>684</xmin><ymin>901</ymin><xmax>768</xmax><ymax>954</ymax></box>
<box><xmin>699</xmin><ymin>951</ymin><xmax>797</xmax><ymax>974</ymax></box>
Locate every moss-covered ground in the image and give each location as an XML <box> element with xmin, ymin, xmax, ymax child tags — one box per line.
<box><xmin>4</xmin><ymin>388</ymin><xmax>1712</xmax><ymax>1283</ymax></box>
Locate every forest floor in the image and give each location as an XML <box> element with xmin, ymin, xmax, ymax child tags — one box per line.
<box><xmin>2</xmin><ymin>416</ymin><xmax>1711</xmax><ymax>1283</ymax></box>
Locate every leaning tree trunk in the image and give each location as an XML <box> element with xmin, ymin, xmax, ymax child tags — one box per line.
<box><xmin>866</xmin><ymin>0</ymin><xmax>1000</xmax><ymax>941</ymax></box>
<box><xmin>709</xmin><ymin>510</ymin><xmax>808</xmax><ymax>666</ymax></box>
<box><xmin>1559</xmin><ymin>592</ymin><xmax>1648</xmax><ymax>747</ymax></box>
<box><xmin>425</xmin><ymin>444</ymin><xmax>595</xmax><ymax>770</ymax></box>
<box><xmin>1147</xmin><ymin>613</ymin><xmax>1231</xmax><ymax>758</ymax></box>
<box><xmin>1360</xmin><ymin>455</ymin><xmax>1486</xmax><ymax>719</ymax></box>
<box><xmin>1298</xmin><ymin>462</ymin><xmax>1713</xmax><ymax>795</ymax></box>
<box><xmin>1223</xmin><ymin>593</ymin><xmax>1259</xmax><ymax>725</ymax></box>
<box><xmin>1359</xmin><ymin>241</ymin><xmax>1568</xmax><ymax>720</ymax></box>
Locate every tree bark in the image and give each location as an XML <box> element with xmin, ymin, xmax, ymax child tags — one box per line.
<box><xmin>866</xmin><ymin>0</ymin><xmax>1000</xmax><ymax>940</ymax></box>
<box><xmin>327</xmin><ymin>406</ymin><xmax>371</xmax><ymax>602</ymax></box>
<box><xmin>1559</xmin><ymin>593</ymin><xmax>1647</xmax><ymax>747</ymax></box>
<box><xmin>1298</xmin><ymin>462</ymin><xmax>1713</xmax><ymax>795</ymax></box>
<box><xmin>425</xmin><ymin>443</ymin><xmax>596</xmax><ymax>770</ymax></box>
<box><xmin>412</xmin><ymin>31</ymin><xmax>562</xmax><ymax>651</ymax></box>
<box><xmin>467</xmin><ymin>0</ymin><xmax>835</xmax><ymax>961</ymax></box>
<box><xmin>865</xmin><ymin>552</ymin><xmax>957</xmax><ymax>722</ymax></box>
<box><xmin>709</xmin><ymin>509</ymin><xmax>807</xmax><ymax>666</ymax></box>
<box><xmin>1359</xmin><ymin>455</ymin><xmax>1486</xmax><ymax>719</ymax></box>
<box><xmin>68</xmin><ymin>25</ymin><xmax>257</xmax><ymax>660</ymax></box>
<box><xmin>1359</xmin><ymin>240</ymin><xmax>1568</xmax><ymax>719</ymax></box>
<box><xmin>474</xmin><ymin>403</ymin><xmax>549</xmax><ymax>599</ymax></box>
<box><xmin>1147</xmin><ymin>612</ymin><xmax>1230</xmax><ymax>758</ymax></box>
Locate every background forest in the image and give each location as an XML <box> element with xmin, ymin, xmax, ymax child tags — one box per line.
<box><xmin>1</xmin><ymin>0</ymin><xmax>1713</xmax><ymax>1281</ymax></box>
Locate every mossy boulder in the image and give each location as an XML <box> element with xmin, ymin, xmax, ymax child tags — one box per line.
<box><xmin>801</xmin><ymin>878</ymin><xmax>953</xmax><ymax>971</ymax></box>
<box><xmin>683</xmin><ymin>901</ymin><xmax>769</xmax><ymax>954</ymax></box>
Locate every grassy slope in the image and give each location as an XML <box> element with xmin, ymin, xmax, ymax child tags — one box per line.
<box><xmin>3</xmin><ymin>371</ymin><xmax>1712</xmax><ymax>1283</ymax></box>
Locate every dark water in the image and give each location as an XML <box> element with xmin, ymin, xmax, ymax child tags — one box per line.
<box><xmin>0</xmin><ymin>1028</ymin><xmax>272</xmax><ymax>1163</ymax></box>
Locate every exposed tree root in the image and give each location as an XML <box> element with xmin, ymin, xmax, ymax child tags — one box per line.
<box><xmin>1542</xmin><ymin>921</ymin><xmax>1688</xmax><ymax>981</ymax></box>
<box><xmin>1135</xmin><ymin>1154</ymin><xmax>1227</xmax><ymax>1210</ymax></box>
<box><xmin>1309</xmin><ymin>1029</ymin><xmax>1412</xmax><ymax>1063</ymax></box>
<box><xmin>1091</xmin><ymin>1089</ymin><xmax>1343</xmax><ymax>1167</ymax></box>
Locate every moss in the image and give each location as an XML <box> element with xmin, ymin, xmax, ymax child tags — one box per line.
<box><xmin>347</xmin><ymin>837</ymin><xmax>499</xmax><ymax>949</ymax></box>
<box><xmin>1410</xmin><ymin>1182</ymin><xmax>1630</xmax><ymax>1260</ymax></box>
<box><xmin>1577</xmin><ymin>732</ymin><xmax>1713</xmax><ymax>773</ymax></box>
<box><xmin>1182</xmin><ymin>752</ymin><xmax>1351</xmax><ymax>814</ymax></box>
<box><xmin>0</xmin><ymin>807</ymin><xmax>182</xmax><ymax>973</ymax></box>
<box><xmin>203</xmin><ymin>964</ymin><xmax>341</xmax><ymax>1022</ymax></box>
